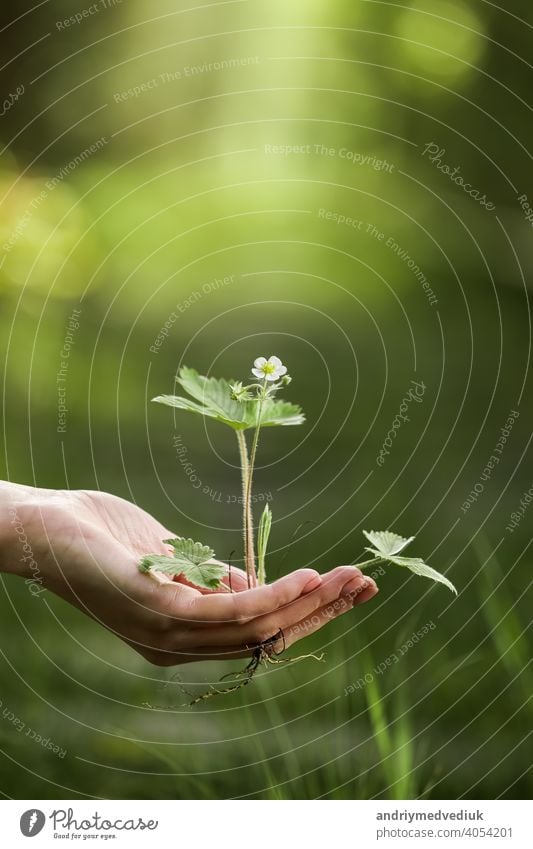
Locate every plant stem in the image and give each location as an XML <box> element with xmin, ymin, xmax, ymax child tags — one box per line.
<box><xmin>236</xmin><ymin>430</ymin><xmax>255</xmax><ymax>588</ymax></box>
<box><xmin>242</xmin><ymin>380</ymin><xmax>268</xmax><ymax>587</ymax></box>
<box><xmin>356</xmin><ymin>556</ymin><xmax>382</xmax><ymax>570</ymax></box>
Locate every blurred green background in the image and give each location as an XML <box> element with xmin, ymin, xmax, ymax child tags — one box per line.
<box><xmin>1</xmin><ymin>0</ymin><xmax>532</xmax><ymax>799</ymax></box>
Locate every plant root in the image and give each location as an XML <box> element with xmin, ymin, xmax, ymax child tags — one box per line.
<box><xmin>141</xmin><ymin>629</ymin><xmax>325</xmax><ymax>710</ymax></box>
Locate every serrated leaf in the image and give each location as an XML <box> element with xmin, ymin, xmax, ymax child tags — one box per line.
<box><xmin>153</xmin><ymin>393</ymin><xmax>245</xmax><ymax>428</ymax></box>
<box><xmin>176</xmin><ymin>368</ymin><xmax>248</xmax><ymax>427</ymax></box>
<box><xmin>164</xmin><ymin>537</ymin><xmax>215</xmax><ymax>565</ymax></box>
<box><xmin>178</xmin><ymin>560</ymin><xmax>227</xmax><ymax>590</ymax></box>
<box><xmin>139</xmin><ymin>554</ymin><xmax>183</xmax><ymax>574</ymax></box>
<box><xmin>153</xmin><ymin>394</ymin><xmax>220</xmax><ymax>417</ymax></box>
<box><xmin>363</xmin><ymin>530</ymin><xmax>415</xmax><ymax>556</ymax></box>
<box><xmin>139</xmin><ymin>537</ymin><xmax>225</xmax><ymax>590</ymax></box>
<box><xmin>365</xmin><ymin>546</ymin><xmax>457</xmax><ymax>594</ymax></box>
<box><xmin>390</xmin><ymin>556</ymin><xmax>456</xmax><ymax>594</ymax></box>
<box><xmin>257</xmin><ymin>399</ymin><xmax>306</xmax><ymax>428</ymax></box>
<box><xmin>153</xmin><ymin>367</ymin><xmax>305</xmax><ymax>430</ymax></box>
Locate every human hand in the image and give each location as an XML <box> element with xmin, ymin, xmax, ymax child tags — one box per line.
<box><xmin>0</xmin><ymin>483</ymin><xmax>378</xmax><ymax>665</ymax></box>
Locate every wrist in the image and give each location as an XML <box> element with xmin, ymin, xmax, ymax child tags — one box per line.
<box><xmin>0</xmin><ymin>481</ymin><xmax>50</xmax><ymax>579</ymax></box>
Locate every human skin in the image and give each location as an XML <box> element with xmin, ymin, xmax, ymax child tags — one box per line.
<box><xmin>0</xmin><ymin>481</ymin><xmax>378</xmax><ymax>666</ymax></box>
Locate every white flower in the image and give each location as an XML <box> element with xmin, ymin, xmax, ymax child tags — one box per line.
<box><xmin>251</xmin><ymin>355</ymin><xmax>288</xmax><ymax>382</ymax></box>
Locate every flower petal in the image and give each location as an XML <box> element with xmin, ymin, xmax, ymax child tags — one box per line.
<box><xmin>251</xmin><ymin>368</ymin><xmax>264</xmax><ymax>378</ymax></box>
<box><xmin>276</xmin><ymin>365</ymin><xmax>287</xmax><ymax>376</ymax></box>
<box><xmin>264</xmin><ymin>372</ymin><xmax>279</xmax><ymax>381</ymax></box>
<box><xmin>254</xmin><ymin>357</ymin><xmax>267</xmax><ymax>369</ymax></box>
<box><xmin>268</xmin><ymin>356</ymin><xmax>282</xmax><ymax>367</ymax></box>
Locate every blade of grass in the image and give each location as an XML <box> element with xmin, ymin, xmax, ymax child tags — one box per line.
<box><xmin>473</xmin><ymin>535</ymin><xmax>533</xmax><ymax>708</ymax></box>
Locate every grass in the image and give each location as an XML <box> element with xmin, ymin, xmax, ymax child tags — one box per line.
<box><xmin>474</xmin><ymin>535</ymin><xmax>533</xmax><ymax>713</ymax></box>
<box><xmin>0</xmin><ymin>542</ymin><xmax>532</xmax><ymax>799</ymax></box>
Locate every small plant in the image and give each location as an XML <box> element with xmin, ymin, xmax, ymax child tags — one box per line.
<box><xmin>140</xmin><ymin>356</ymin><xmax>456</xmax><ymax>597</ymax></box>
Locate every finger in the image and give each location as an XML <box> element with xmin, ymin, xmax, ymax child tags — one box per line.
<box><xmin>168</xmin><ymin>566</ymin><xmax>367</xmax><ymax>649</ymax></box>
<box><xmin>140</xmin><ymin>644</ymin><xmax>260</xmax><ymax>666</ymax></box>
<box><xmin>283</xmin><ymin>580</ymin><xmax>378</xmax><ymax>649</ymax></box>
<box><xmin>351</xmin><ymin>578</ymin><xmax>379</xmax><ymax>606</ymax></box>
<box><xmin>161</xmin><ymin>567</ymin><xmax>323</xmax><ymax>624</ymax></box>
<box><xmin>143</xmin><ymin>578</ymin><xmax>378</xmax><ymax>665</ymax></box>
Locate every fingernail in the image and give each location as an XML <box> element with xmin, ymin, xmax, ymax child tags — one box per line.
<box><xmin>342</xmin><ymin>577</ymin><xmax>367</xmax><ymax>595</ymax></box>
<box><xmin>303</xmin><ymin>574</ymin><xmax>322</xmax><ymax>593</ymax></box>
<box><xmin>352</xmin><ymin>582</ymin><xmax>379</xmax><ymax>605</ymax></box>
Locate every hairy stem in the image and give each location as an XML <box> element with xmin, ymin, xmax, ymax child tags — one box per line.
<box><xmin>236</xmin><ymin>430</ymin><xmax>255</xmax><ymax>588</ymax></box>
<box><xmin>356</xmin><ymin>556</ymin><xmax>382</xmax><ymax>570</ymax></box>
<box><xmin>242</xmin><ymin>380</ymin><xmax>268</xmax><ymax>587</ymax></box>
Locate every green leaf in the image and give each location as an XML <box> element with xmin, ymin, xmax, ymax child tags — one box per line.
<box><xmin>364</xmin><ymin>540</ymin><xmax>457</xmax><ymax>595</ymax></box>
<box><xmin>257</xmin><ymin>504</ymin><xmax>272</xmax><ymax>586</ymax></box>
<box><xmin>363</xmin><ymin>530</ymin><xmax>415</xmax><ymax>556</ymax></box>
<box><xmin>362</xmin><ymin>529</ymin><xmax>456</xmax><ymax>594</ymax></box>
<box><xmin>153</xmin><ymin>367</ymin><xmax>305</xmax><ymax>430</ymax></box>
<box><xmin>139</xmin><ymin>554</ymin><xmax>188</xmax><ymax>574</ymax></box>
<box><xmin>174</xmin><ymin>368</ymin><xmax>248</xmax><ymax>427</ymax></box>
<box><xmin>388</xmin><ymin>556</ymin><xmax>457</xmax><ymax>595</ymax></box>
<box><xmin>139</xmin><ymin>537</ymin><xmax>225</xmax><ymax>590</ymax></box>
<box><xmin>258</xmin><ymin>399</ymin><xmax>306</xmax><ymax>428</ymax></box>
<box><xmin>164</xmin><ymin>537</ymin><xmax>215</xmax><ymax>565</ymax></box>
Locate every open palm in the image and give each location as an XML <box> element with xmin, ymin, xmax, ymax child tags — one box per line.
<box><xmin>2</xmin><ymin>483</ymin><xmax>378</xmax><ymax>665</ymax></box>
